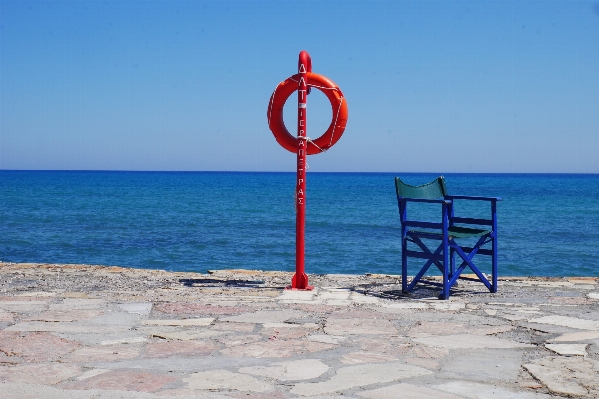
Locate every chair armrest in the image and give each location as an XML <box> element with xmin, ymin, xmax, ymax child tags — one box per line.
<box><xmin>397</xmin><ymin>197</ymin><xmax>452</xmax><ymax>205</ymax></box>
<box><xmin>445</xmin><ymin>195</ymin><xmax>502</xmax><ymax>202</ymax></box>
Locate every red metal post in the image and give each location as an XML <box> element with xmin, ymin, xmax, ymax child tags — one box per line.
<box><xmin>291</xmin><ymin>50</ymin><xmax>313</xmax><ymax>290</ymax></box>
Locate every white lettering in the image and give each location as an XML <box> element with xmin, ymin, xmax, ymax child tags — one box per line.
<box><xmin>299</xmin><ymin>130</ymin><xmax>304</xmax><ymax>135</ymax></box>
<box><xmin>299</xmin><ymin>63</ymin><xmax>307</xmax><ymax>73</ymax></box>
<box><xmin>299</xmin><ymin>120</ymin><xmax>304</xmax><ymax>126</ymax></box>
<box><xmin>298</xmin><ymin>178</ymin><xmax>304</xmax><ymax>185</ymax></box>
<box><xmin>298</xmin><ymin>77</ymin><xmax>307</xmax><ymax>87</ymax></box>
<box><xmin>299</xmin><ymin>140</ymin><xmax>305</xmax><ymax>147</ymax></box>
<box><xmin>299</xmin><ymin>90</ymin><xmax>306</xmax><ymax>100</ymax></box>
<box><xmin>298</xmin><ymin>189</ymin><xmax>304</xmax><ymax>195</ymax></box>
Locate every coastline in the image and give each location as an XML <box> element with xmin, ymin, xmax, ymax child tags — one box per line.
<box><xmin>1</xmin><ymin>262</ymin><xmax>598</xmax><ymax>398</ymax></box>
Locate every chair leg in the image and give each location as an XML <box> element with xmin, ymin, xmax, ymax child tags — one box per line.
<box><xmin>402</xmin><ymin>237</ymin><xmax>408</xmax><ymax>293</ymax></box>
<box><xmin>491</xmin><ymin>234</ymin><xmax>498</xmax><ymax>293</ymax></box>
<box><xmin>450</xmin><ymin>247</ymin><xmax>456</xmax><ymax>286</ymax></box>
<box><xmin>491</xmin><ymin>201</ymin><xmax>498</xmax><ymax>293</ymax></box>
<box><xmin>440</xmin><ymin>237</ymin><xmax>450</xmax><ymax>300</ymax></box>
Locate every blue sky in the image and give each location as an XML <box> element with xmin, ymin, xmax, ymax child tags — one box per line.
<box><xmin>1</xmin><ymin>1</ymin><xmax>598</xmax><ymax>173</ymax></box>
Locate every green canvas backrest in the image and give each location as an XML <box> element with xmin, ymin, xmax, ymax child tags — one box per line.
<box><xmin>395</xmin><ymin>176</ymin><xmax>448</xmax><ymax>199</ymax></box>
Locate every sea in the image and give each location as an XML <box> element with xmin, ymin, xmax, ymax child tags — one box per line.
<box><xmin>1</xmin><ymin>171</ymin><xmax>598</xmax><ymax>277</ymax></box>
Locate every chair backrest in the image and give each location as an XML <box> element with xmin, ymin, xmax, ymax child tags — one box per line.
<box><xmin>395</xmin><ymin>176</ymin><xmax>448</xmax><ymax>199</ymax></box>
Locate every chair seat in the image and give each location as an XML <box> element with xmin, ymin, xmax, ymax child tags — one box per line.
<box><xmin>410</xmin><ymin>226</ymin><xmax>491</xmax><ymax>239</ymax></box>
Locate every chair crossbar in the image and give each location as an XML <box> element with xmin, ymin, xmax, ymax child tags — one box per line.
<box><xmin>448</xmin><ymin>263</ymin><xmax>470</xmax><ymax>287</ymax></box>
<box><xmin>452</xmin><ymin>217</ymin><xmax>493</xmax><ymax>226</ymax></box>
<box><xmin>446</xmin><ymin>195</ymin><xmax>502</xmax><ymax>202</ymax></box>
<box><xmin>452</xmin><ymin>238</ymin><xmax>492</xmax><ymax>290</ymax></box>
<box><xmin>407</xmin><ymin>238</ymin><xmax>446</xmax><ymax>290</ymax></box>
<box><xmin>458</xmin><ymin>246</ymin><xmax>493</xmax><ymax>256</ymax></box>
<box><xmin>411</xmin><ymin>237</ymin><xmax>446</xmax><ymax>269</ymax></box>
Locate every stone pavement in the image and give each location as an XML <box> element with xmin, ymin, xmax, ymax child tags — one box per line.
<box><xmin>0</xmin><ymin>262</ymin><xmax>598</xmax><ymax>398</ymax></box>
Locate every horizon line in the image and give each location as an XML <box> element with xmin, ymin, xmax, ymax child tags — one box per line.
<box><xmin>1</xmin><ymin>169</ymin><xmax>598</xmax><ymax>176</ymax></box>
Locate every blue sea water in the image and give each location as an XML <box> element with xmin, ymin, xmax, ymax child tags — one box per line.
<box><xmin>1</xmin><ymin>171</ymin><xmax>598</xmax><ymax>277</ymax></box>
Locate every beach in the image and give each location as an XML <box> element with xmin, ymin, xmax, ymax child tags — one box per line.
<box><xmin>0</xmin><ymin>262</ymin><xmax>598</xmax><ymax>398</ymax></box>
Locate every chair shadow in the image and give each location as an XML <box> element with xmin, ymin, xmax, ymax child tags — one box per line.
<box><xmin>354</xmin><ymin>282</ymin><xmax>490</xmax><ymax>301</ymax></box>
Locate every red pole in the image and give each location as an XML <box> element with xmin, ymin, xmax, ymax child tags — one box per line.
<box><xmin>291</xmin><ymin>50</ymin><xmax>313</xmax><ymax>290</ymax></box>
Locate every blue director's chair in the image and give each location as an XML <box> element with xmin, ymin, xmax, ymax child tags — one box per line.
<box><xmin>395</xmin><ymin>176</ymin><xmax>501</xmax><ymax>300</ymax></box>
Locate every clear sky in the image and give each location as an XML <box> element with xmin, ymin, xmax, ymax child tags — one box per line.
<box><xmin>1</xmin><ymin>1</ymin><xmax>598</xmax><ymax>173</ymax></box>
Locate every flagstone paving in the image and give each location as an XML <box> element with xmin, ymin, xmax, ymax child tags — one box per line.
<box><xmin>0</xmin><ymin>262</ymin><xmax>598</xmax><ymax>398</ymax></box>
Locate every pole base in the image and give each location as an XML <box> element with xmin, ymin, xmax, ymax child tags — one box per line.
<box><xmin>287</xmin><ymin>273</ymin><xmax>314</xmax><ymax>290</ymax></box>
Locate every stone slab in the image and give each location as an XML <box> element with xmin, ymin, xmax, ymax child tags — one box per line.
<box><xmin>0</xmin><ymin>301</ymin><xmax>48</xmax><ymax>313</ymax></box>
<box><xmin>76</xmin><ymin>368</ymin><xmax>110</xmax><ymax>380</ymax></box>
<box><xmin>118</xmin><ymin>302</ymin><xmax>152</xmax><ymax>315</ymax></box>
<box><xmin>0</xmin><ymin>310</ymin><xmax>15</xmax><ymax>322</ymax></box>
<box><xmin>151</xmin><ymin>329</ymin><xmax>225</xmax><ymax>341</ymax></box>
<box><xmin>528</xmin><ymin>315</ymin><xmax>599</xmax><ymax>331</ymax></box>
<box><xmin>0</xmin><ymin>332</ymin><xmax>80</xmax><ymax>361</ymax></box>
<box><xmin>437</xmin><ymin>349</ymin><xmax>523</xmax><ymax>382</ymax></box>
<box><xmin>15</xmin><ymin>291</ymin><xmax>57</xmax><ymax>297</ymax></box>
<box><xmin>433</xmin><ymin>380</ymin><xmax>552</xmax><ymax>398</ymax></box>
<box><xmin>289</xmin><ymin>363</ymin><xmax>432</xmax><ymax>396</ymax></box>
<box><xmin>239</xmin><ymin>359</ymin><xmax>329</xmax><ymax>381</ymax></box>
<box><xmin>215</xmin><ymin>334</ymin><xmax>263</xmax><ymax>346</ymax></box>
<box><xmin>545</xmin><ymin>343</ymin><xmax>588</xmax><ymax>356</ymax></box>
<box><xmin>61</xmin><ymin>369</ymin><xmax>177</xmax><ymax>393</ymax></box>
<box><xmin>87</xmin><ymin>311</ymin><xmax>142</xmax><ymax>327</ymax></box>
<box><xmin>68</xmin><ymin>344</ymin><xmax>141</xmax><ymax>362</ymax></box>
<box><xmin>0</xmin><ymin>363</ymin><xmax>82</xmax><ymax>385</ymax></box>
<box><xmin>307</xmin><ymin>334</ymin><xmax>347</xmax><ymax>344</ymax></box>
<box><xmin>518</xmin><ymin>322</ymin><xmax>579</xmax><ymax>334</ymax></box>
<box><xmin>4</xmin><ymin>321</ymin><xmax>132</xmax><ymax>333</ymax></box>
<box><xmin>412</xmin><ymin>334</ymin><xmax>532</xmax><ymax>349</ymax></box>
<box><xmin>340</xmin><ymin>351</ymin><xmax>398</xmax><ymax>364</ymax></box>
<box><xmin>550</xmin><ymin>331</ymin><xmax>599</xmax><ymax>342</ymax></box>
<box><xmin>0</xmin><ymin>382</ymin><xmax>174</xmax><ymax>399</ymax></box>
<box><xmin>324</xmin><ymin>318</ymin><xmax>397</xmax><ymax>335</ymax></box>
<box><xmin>141</xmin><ymin>318</ymin><xmax>214</xmax><ymax>327</ymax></box>
<box><xmin>358</xmin><ymin>383</ymin><xmax>463</xmax><ymax>399</ymax></box>
<box><xmin>211</xmin><ymin>322</ymin><xmax>256</xmax><ymax>332</ymax></box>
<box><xmin>523</xmin><ymin>356</ymin><xmax>597</xmax><ymax>397</ymax></box>
<box><xmin>154</xmin><ymin>302</ymin><xmax>249</xmax><ymax>315</ymax></box>
<box><xmin>220</xmin><ymin>310</ymin><xmax>302</xmax><ymax>324</ymax></box>
<box><xmin>101</xmin><ymin>336</ymin><xmax>148</xmax><ymax>345</ymax></box>
<box><xmin>49</xmin><ymin>298</ymin><xmax>106</xmax><ymax>310</ymax></box>
<box><xmin>183</xmin><ymin>369</ymin><xmax>273</xmax><ymax>392</ymax></box>
<box><xmin>143</xmin><ymin>340</ymin><xmax>219</xmax><ymax>358</ymax></box>
<box><xmin>381</xmin><ymin>302</ymin><xmax>429</xmax><ymax>310</ymax></box>
<box><xmin>407</xmin><ymin>321</ymin><xmax>512</xmax><ymax>337</ymax></box>
<box><xmin>24</xmin><ymin>309</ymin><xmax>104</xmax><ymax>322</ymax></box>
<box><xmin>430</xmin><ymin>302</ymin><xmax>465</xmax><ymax>311</ymax></box>
<box><xmin>404</xmin><ymin>357</ymin><xmax>439</xmax><ymax>369</ymax></box>
<box><xmin>278</xmin><ymin>291</ymin><xmax>316</xmax><ymax>300</ymax></box>
<box><xmin>350</xmin><ymin>293</ymin><xmax>380</xmax><ymax>304</ymax></box>
<box><xmin>221</xmin><ymin>340</ymin><xmax>335</xmax><ymax>358</ymax></box>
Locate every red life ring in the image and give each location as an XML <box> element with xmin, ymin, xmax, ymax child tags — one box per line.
<box><xmin>267</xmin><ymin>73</ymin><xmax>348</xmax><ymax>155</ymax></box>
